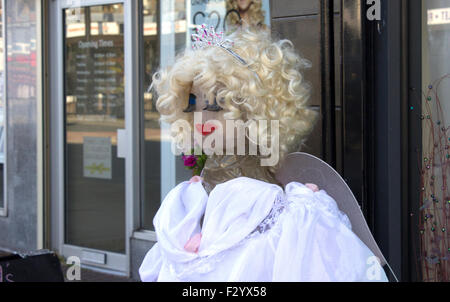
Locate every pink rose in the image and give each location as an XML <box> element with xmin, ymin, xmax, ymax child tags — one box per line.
<box><xmin>182</xmin><ymin>155</ymin><xmax>197</xmax><ymax>167</ymax></box>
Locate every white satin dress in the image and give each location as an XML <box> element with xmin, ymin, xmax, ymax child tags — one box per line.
<box><xmin>139</xmin><ymin>177</ymin><xmax>388</xmax><ymax>282</ymax></box>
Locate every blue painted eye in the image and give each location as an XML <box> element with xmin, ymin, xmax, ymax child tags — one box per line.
<box><xmin>183</xmin><ymin>93</ymin><xmax>197</xmax><ymax>112</ymax></box>
<box><xmin>204</xmin><ymin>97</ymin><xmax>223</xmax><ymax>112</ymax></box>
<box><xmin>188</xmin><ymin>93</ymin><xmax>196</xmax><ymax>105</ymax></box>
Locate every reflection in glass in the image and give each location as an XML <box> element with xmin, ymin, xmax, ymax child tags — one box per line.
<box><xmin>0</xmin><ymin>2</ymin><xmax>4</xmax><ymax>210</ymax></box>
<box><xmin>64</xmin><ymin>4</ymin><xmax>125</xmax><ymax>253</ymax></box>
<box><xmin>226</xmin><ymin>0</ymin><xmax>267</xmax><ymax>29</ymax></box>
<box><xmin>141</xmin><ymin>0</ymin><xmax>162</xmax><ymax>231</ymax></box>
<box><xmin>141</xmin><ymin>0</ymin><xmax>189</xmax><ymax>230</ymax></box>
<box><xmin>417</xmin><ymin>0</ymin><xmax>450</xmax><ymax>282</ymax></box>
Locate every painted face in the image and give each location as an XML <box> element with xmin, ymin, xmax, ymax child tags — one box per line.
<box><xmin>192</xmin><ymin>86</ymin><xmax>225</xmax><ymax>134</ymax></box>
<box><xmin>183</xmin><ymin>83</ymin><xmax>240</xmax><ymax>155</ymax></box>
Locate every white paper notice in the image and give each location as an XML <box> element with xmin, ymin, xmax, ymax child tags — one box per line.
<box><xmin>83</xmin><ymin>136</ymin><xmax>112</xmax><ymax>179</ymax></box>
<box><xmin>428</xmin><ymin>7</ymin><xmax>450</xmax><ymax>25</ymax></box>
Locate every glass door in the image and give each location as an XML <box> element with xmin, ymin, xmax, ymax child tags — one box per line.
<box><xmin>51</xmin><ymin>0</ymin><xmax>133</xmax><ymax>274</ymax></box>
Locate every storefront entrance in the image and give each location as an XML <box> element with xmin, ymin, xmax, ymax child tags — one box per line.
<box><xmin>49</xmin><ymin>0</ymin><xmax>275</xmax><ymax>277</ymax></box>
<box><xmin>49</xmin><ymin>0</ymin><xmax>138</xmax><ymax>274</ymax></box>
<box><xmin>46</xmin><ymin>0</ymin><xmax>376</xmax><ymax>278</ymax></box>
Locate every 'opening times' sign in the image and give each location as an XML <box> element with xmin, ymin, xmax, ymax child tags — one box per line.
<box><xmin>428</xmin><ymin>7</ymin><xmax>450</xmax><ymax>25</ymax></box>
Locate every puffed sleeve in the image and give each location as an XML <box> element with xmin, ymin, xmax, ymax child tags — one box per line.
<box><xmin>139</xmin><ymin>242</ymin><xmax>163</xmax><ymax>282</ymax></box>
<box><xmin>272</xmin><ymin>182</ymin><xmax>388</xmax><ymax>282</ymax></box>
<box><xmin>139</xmin><ymin>180</ymin><xmax>209</xmax><ymax>282</ymax></box>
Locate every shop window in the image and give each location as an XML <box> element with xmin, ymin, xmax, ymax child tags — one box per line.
<box><xmin>416</xmin><ymin>0</ymin><xmax>450</xmax><ymax>282</ymax></box>
<box><xmin>0</xmin><ymin>1</ymin><xmax>5</xmax><ymax>215</ymax></box>
<box><xmin>140</xmin><ymin>0</ymin><xmax>162</xmax><ymax>231</ymax></box>
<box><xmin>64</xmin><ymin>4</ymin><xmax>126</xmax><ymax>253</ymax></box>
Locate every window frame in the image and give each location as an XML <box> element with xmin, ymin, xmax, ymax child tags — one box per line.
<box><xmin>0</xmin><ymin>0</ymin><xmax>7</xmax><ymax>217</ymax></box>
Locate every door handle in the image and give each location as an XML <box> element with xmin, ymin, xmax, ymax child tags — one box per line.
<box><xmin>117</xmin><ymin>129</ymin><xmax>126</xmax><ymax>159</ymax></box>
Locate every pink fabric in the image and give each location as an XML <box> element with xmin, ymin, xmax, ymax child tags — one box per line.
<box><xmin>184</xmin><ymin>233</ymin><xmax>202</xmax><ymax>253</ymax></box>
<box><xmin>189</xmin><ymin>176</ymin><xmax>203</xmax><ymax>184</ymax></box>
<box><xmin>305</xmin><ymin>183</ymin><xmax>319</xmax><ymax>192</ymax></box>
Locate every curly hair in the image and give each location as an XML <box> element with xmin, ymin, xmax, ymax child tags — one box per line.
<box><xmin>226</xmin><ymin>0</ymin><xmax>265</xmax><ymax>28</ymax></box>
<box><xmin>152</xmin><ymin>27</ymin><xmax>318</xmax><ymax>171</ymax></box>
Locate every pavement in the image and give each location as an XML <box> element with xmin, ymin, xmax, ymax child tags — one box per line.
<box><xmin>61</xmin><ymin>264</ymin><xmax>137</xmax><ymax>282</ymax></box>
<box><xmin>0</xmin><ymin>250</ymin><xmax>10</xmax><ymax>257</ymax></box>
<box><xmin>1</xmin><ymin>250</ymin><xmax>137</xmax><ymax>282</ymax></box>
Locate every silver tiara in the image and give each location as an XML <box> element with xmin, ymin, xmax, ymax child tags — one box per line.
<box><xmin>191</xmin><ymin>24</ymin><xmax>248</xmax><ymax>65</ymax></box>
<box><xmin>146</xmin><ymin>25</ymin><xmax>256</xmax><ymax>94</ymax></box>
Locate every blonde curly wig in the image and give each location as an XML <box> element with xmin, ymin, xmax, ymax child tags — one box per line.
<box><xmin>153</xmin><ymin>27</ymin><xmax>318</xmax><ymax>171</ymax></box>
<box><xmin>226</xmin><ymin>0</ymin><xmax>265</xmax><ymax>28</ymax></box>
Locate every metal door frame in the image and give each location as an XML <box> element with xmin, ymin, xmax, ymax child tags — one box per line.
<box><xmin>49</xmin><ymin>0</ymin><xmax>139</xmax><ymax>276</ymax></box>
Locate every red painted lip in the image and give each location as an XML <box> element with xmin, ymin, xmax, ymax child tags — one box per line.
<box><xmin>195</xmin><ymin>123</ymin><xmax>216</xmax><ymax>136</ymax></box>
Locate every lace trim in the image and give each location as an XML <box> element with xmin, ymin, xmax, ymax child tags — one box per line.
<box><xmin>253</xmin><ymin>194</ymin><xmax>287</xmax><ymax>234</ymax></box>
